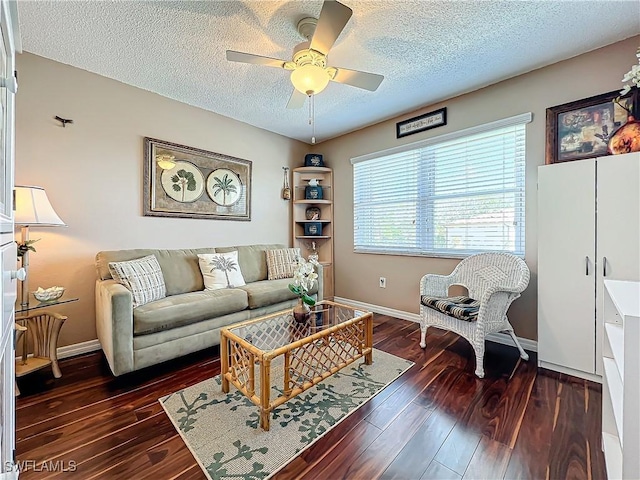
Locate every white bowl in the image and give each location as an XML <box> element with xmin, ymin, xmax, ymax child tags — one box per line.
<box><xmin>32</xmin><ymin>286</ymin><xmax>65</xmax><ymax>302</ymax></box>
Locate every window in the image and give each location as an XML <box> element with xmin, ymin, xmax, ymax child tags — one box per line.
<box><xmin>352</xmin><ymin>113</ymin><xmax>531</xmax><ymax>258</ymax></box>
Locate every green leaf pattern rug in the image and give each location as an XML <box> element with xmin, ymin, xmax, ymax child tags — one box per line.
<box><xmin>160</xmin><ymin>349</ymin><xmax>413</xmax><ymax>480</ymax></box>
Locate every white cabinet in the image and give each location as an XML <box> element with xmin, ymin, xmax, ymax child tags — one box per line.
<box><xmin>537</xmin><ymin>152</ymin><xmax>640</xmax><ymax>380</ymax></box>
<box><xmin>0</xmin><ymin>0</ymin><xmax>18</xmax><ymax>475</ymax></box>
<box><xmin>602</xmin><ymin>280</ymin><xmax>640</xmax><ymax>480</ymax></box>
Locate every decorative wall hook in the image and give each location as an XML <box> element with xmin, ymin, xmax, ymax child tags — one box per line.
<box><xmin>54</xmin><ymin>116</ymin><xmax>74</xmax><ymax>128</ymax></box>
<box><xmin>282</xmin><ymin>167</ymin><xmax>291</xmax><ymax>200</ymax></box>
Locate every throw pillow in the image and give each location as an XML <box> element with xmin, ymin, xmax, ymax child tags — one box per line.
<box><xmin>109</xmin><ymin>255</ymin><xmax>167</xmax><ymax>308</ymax></box>
<box><xmin>198</xmin><ymin>251</ymin><xmax>246</xmax><ymax>290</ymax></box>
<box><xmin>266</xmin><ymin>248</ymin><xmax>301</xmax><ymax>280</ymax></box>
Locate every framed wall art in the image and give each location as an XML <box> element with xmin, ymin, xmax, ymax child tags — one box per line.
<box><xmin>545</xmin><ymin>89</ymin><xmax>638</xmax><ymax>164</ymax></box>
<box><xmin>396</xmin><ymin>107</ymin><xmax>447</xmax><ymax>139</ymax></box>
<box><xmin>143</xmin><ymin>137</ymin><xmax>252</xmax><ymax>220</ymax></box>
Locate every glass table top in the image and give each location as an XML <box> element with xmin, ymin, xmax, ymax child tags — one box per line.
<box><xmin>16</xmin><ymin>296</ymin><xmax>79</xmax><ymax>314</ymax></box>
<box><xmin>227</xmin><ymin>301</ymin><xmax>367</xmax><ymax>354</ymax></box>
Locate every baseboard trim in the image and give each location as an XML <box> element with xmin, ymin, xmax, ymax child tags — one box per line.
<box><xmin>16</xmin><ymin>339</ymin><xmax>102</xmax><ymax>363</ymax></box>
<box><xmin>333</xmin><ymin>296</ymin><xmax>538</xmax><ymax>352</ymax></box>
<box><xmin>538</xmin><ymin>360</ymin><xmax>602</xmax><ymax>383</ymax></box>
<box><xmin>333</xmin><ymin>297</ymin><xmax>421</xmax><ymax>322</ymax></box>
<box><xmin>57</xmin><ymin>339</ymin><xmax>102</xmax><ymax>359</ymax></box>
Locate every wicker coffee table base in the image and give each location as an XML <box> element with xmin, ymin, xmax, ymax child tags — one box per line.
<box><xmin>220</xmin><ymin>302</ymin><xmax>373</xmax><ymax>431</ymax></box>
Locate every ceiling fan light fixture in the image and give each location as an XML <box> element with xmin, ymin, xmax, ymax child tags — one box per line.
<box><xmin>290</xmin><ymin>64</ymin><xmax>330</xmax><ymax>95</ymax></box>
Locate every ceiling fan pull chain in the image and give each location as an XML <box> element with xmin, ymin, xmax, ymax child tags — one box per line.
<box><xmin>311</xmin><ymin>94</ymin><xmax>316</xmax><ymax>144</ymax></box>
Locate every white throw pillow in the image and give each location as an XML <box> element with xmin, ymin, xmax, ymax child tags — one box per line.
<box><xmin>198</xmin><ymin>251</ymin><xmax>246</xmax><ymax>290</ymax></box>
<box><xmin>266</xmin><ymin>248</ymin><xmax>301</xmax><ymax>280</ymax></box>
<box><xmin>108</xmin><ymin>255</ymin><xmax>167</xmax><ymax>308</ymax></box>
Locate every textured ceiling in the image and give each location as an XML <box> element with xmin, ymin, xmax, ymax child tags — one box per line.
<box><xmin>18</xmin><ymin>0</ymin><xmax>640</xmax><ymax>144</ymax></box>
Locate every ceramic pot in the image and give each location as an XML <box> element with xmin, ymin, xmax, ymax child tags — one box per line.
<box><xmin>608</xmin><ymin>116</ymin><xmax>640</xmax><ymax>155</ymax></box>
<box><xmin>293</xmin><ymin>298</ymin><xmax>311</xmax><ymax>323</ymax></box>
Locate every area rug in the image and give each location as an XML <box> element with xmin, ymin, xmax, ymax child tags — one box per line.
<box><xmin>160</xmin><ymin>349</ymin><xmax>413</xmax><ymax>480</ymax></box>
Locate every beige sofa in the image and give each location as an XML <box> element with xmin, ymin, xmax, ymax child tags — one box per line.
<box><xmin>95</xmin><ymin>244</ymin><xmax>322</xmax><ymax>376</ymax></box>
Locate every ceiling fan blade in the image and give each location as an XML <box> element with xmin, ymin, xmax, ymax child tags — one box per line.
<box><xmin>309</xmin><ymin>0</ymin><xmax>353</xmax><ymax>55</ymax></box>
<box><xmin>331</xmin><ymin>67</ymin><xmax>384</xmax><ymax>91</ymax></box>
<box><xmin>287</xmin><ymin>90</ymin><xmax>308</xmax><ymax>109</ymax></box>
<box><xmin>226</xmin><ymin>50</ymin><xmax>287</xmax><ymax>68</ymax></box>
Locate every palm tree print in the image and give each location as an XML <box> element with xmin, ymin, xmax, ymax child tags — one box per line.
<box><xmin>171</xmin><ymin>169</ymin><xmax>197</xmax><ymax>202</ymax></box>
<box><xmin>209</xmin><ymin>256</ymin><xmax>239</xmax><ymax>288</ymax></box>
<box><xmin>213</xmin><ymin>174</ymin><xmax>238</xmax><ymax>206</ymax></box>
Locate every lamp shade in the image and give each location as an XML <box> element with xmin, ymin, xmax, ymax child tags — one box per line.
<box><xmin>14</xmin><ymin>186</ymin><xmax>66</xmax><ymax>227</ymax></box>
<box><xmin>290</xmin><ymin>64</ymin><xmax>331</xmax><ymax>95</ymax></box>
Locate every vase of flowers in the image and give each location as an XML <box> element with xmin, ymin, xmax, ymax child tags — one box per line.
<box><xmin>288</xmin><ymin>257</ymin><xmax>319</xmax><ymax>323</ymax></box>
<box><xmin>609</xmin><ymin>47</ymin><xmax>640</xmax><ymax>155</ymax></box>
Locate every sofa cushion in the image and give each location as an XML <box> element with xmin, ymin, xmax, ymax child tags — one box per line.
<box><xmin>133</xmin><ymin>288</ymin><xmax>249</xmax><ymax>335</ymax></box>
<box><xmin>266</xmin><ymin>248</ymin><xmax>301</xmax><ymax>280</ymax></box>
<box><xmin>96</xmin><ymin>248</ymin><xmax>217</xmax><ymax>295</ymax></box>
<box><xmin>237</xmin><ymin>278</ymin><xmax>318</xmax><ymax>309</ymax></box>
<box><xmin>216</xmin><ymin>244</ymin><xmax>285</xmax><ymax>283</ymax></box>
<box><xmin>198</xmin><ymin>251</ymin><xmax>246</xmax><ymax>290</ymax></box>
<box><xmin>109</xmin><ymin>255</ymin><xmax>167</xmax><ymax>307</ymax></box>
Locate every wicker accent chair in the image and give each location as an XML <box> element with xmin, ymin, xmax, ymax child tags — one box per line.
<box><xmin>419</xmin><ymin>252</ymin><xmax>530</xmax><ymax>378</ymax></box>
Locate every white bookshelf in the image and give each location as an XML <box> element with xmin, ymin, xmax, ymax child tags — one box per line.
<box><xmin>602</xmin><ymin>279</ymin><xmax>640</xmax><ymax>480</ymax></box>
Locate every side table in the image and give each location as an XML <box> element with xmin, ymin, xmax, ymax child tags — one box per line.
<box><xmin>15</xmin><ymin>296</ymin><xmax>78</xmax><ymax>395</ymax></box>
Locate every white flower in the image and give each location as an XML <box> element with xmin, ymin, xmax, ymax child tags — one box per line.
<box><xmin>291</xmin><ymin>257</ymin><xmax>319</xmax><ymax>293</ymax></box>
<box><xmin>620</xmin><ymin>47</ymin><xmax>640</xmax><ymax>96</ymax></box>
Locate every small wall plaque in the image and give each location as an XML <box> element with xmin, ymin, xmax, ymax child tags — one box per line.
<box><xmin>396</xmin><ymin>107</ymin><xmax>447</xmax><ymax>139</ymax></box>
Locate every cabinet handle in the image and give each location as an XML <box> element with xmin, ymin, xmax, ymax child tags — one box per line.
<box><xmin>585</xmin><ymin>256</ymin><xmax>589</xmax><ymax>275</ymax></box>
<box><xmin>603</xmin><ymin>257</ymin><xmax>608</xmax><ymax>277</ymax></box>
<box><xmin>10</xmin><ymin>268</ymin><xmax>26</xmax><ymax>281</ymax></box>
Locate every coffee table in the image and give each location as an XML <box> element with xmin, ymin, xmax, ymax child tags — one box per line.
<box><xmin>220</xmin><ymin>300</ymin><xmax>373</xmax><ymax>430</ymax></box>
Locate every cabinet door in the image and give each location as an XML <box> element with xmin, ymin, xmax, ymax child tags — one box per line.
<box><xmin>595</xmin><ymin>153</ymin><xmax>640</xmax><ymax>375</ymax></box>
<box><xmin>538</xmin><ymin>160</ymin><xmax>596</xmax><ymax>374</ymax></box>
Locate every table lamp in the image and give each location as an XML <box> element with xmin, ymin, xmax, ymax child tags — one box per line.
<box><xmin>14</xmin><ymin>186</ymin><xmax>67</xmax><ymax>308</ymax></box>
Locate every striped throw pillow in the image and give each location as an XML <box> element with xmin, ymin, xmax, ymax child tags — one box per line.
<box><xmin>109</xmin><ymin>255</ymin><xmax>167</xmax><ymax>307</ymax></box>
<box><xmin>266</xmin><ymin>248</ymin><xmax>301</xmax><ymax>280</ymax></box>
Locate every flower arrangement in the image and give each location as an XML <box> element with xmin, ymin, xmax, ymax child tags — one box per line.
<box><xmin>620</xmin><ymin>47</ymin><xmax>640</xmax><ymax>96</ymax></box>
<box><xmin>17</xmin><ymin>238</ymin><xmax>39</xmax><ymax>258</ymax></box>
<box><xmin>288</xmin><ymin>257</ymin><xmax>319</xmax><ymax>306</ymax></box>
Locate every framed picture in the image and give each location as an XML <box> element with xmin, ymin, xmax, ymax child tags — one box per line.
<box><xmin>545</xmin><ymin>89</ymin><xmax>638</xmax><ymax>164</ymax></box>
<box><xmin>143</xmin><ymin>137</ymin><xmax>252</xmax><ymax>220</ymax></box>
<box><xmin>396</xmin><ymin>107</ymin><xmax>447</xmax><ymax>139</ymax></box>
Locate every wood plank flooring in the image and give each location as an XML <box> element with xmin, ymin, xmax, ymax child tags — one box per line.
<box><xmin>15</xmin><ymin>315</ymin><xmax>606</xmax><ymax>479</ymax></box>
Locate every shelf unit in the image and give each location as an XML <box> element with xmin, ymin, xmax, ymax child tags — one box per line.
<box><xmin>292</xmin><ymin>166</ymin><xmax>334</xmax><ymax>298</ymax></box>
<box><xmin>602</xmin><ymin>279</ymin><xmax>640</xmax><ymax>480</ymax></box>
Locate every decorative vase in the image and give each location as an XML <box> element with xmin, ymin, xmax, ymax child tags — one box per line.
<box><xmin>305</xmin><ymin>206</ymin><xmax>321</xmax><ymax>220</ymax></box>
<box><xmin>293</xmin><ymin>298</ymin><xmax>311</xmax><ymax>323</ymax></box>
<box><xmin>608</xmin><ymin>116</ymin><xmax>640</xmax><ymax>155</ymax></box>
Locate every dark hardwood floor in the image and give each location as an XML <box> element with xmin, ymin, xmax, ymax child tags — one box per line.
<box><xmin>15</xmin><ymin>315</ymin><xmax>606</xmax><ymax>479</ymax></box>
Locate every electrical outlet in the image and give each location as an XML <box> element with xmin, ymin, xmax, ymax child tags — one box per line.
<box><xmin>379</xmin><ymin>277</ymin><xmax>386</xmax><ymax>288</ymax></box>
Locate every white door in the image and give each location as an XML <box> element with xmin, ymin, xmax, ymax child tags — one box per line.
<box><xmin>0</xmin><ymin>0</ymin><xmax>18</xmax><ymax>476</ymax></box>
<box><xmin>595</xmin><ymin>152</ymin><xmax>640</xmax><ymax>375</ymax></box>
<box><xmin>538</xmin><ymin>160</ymin><xmax>596</xmax><ymax>374</ymax></box>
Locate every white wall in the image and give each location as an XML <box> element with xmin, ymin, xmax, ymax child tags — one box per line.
<box><xmin>316</xmin><ymin>36</ymin><xmax>640</xmax><ymax>340</ymax></box>
<box><xmin>15</xmin><ymin>53</ymin><xmax>307</xmax><ymax>346</ymax></box>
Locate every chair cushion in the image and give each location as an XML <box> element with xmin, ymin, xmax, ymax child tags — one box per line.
<box><xmin>420</xmin><ymin>295</ymin><xmax>480</xmax><ymax>322</ymax></box>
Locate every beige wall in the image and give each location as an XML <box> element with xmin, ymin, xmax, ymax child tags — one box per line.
<box><xmin>15</xmin><ymin>53</ymin><xmax>307</xmax><ymax>347</ymax></box>
<box><xmin>317</xmin><ymin>36</ymin><xmax>640</xmax><ymax>341</ymax></box>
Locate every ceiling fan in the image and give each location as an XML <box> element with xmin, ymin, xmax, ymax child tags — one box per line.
<box><xmin>226</xmin><ymin>0</ymin><xmax>384</xmax><ymax>109</ymax></box>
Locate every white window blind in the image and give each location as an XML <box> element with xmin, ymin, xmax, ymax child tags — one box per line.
<box><xmin>353</xmin><ymin>114</ymin><xmax>530</xmax><ymax>258</ymax></box>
